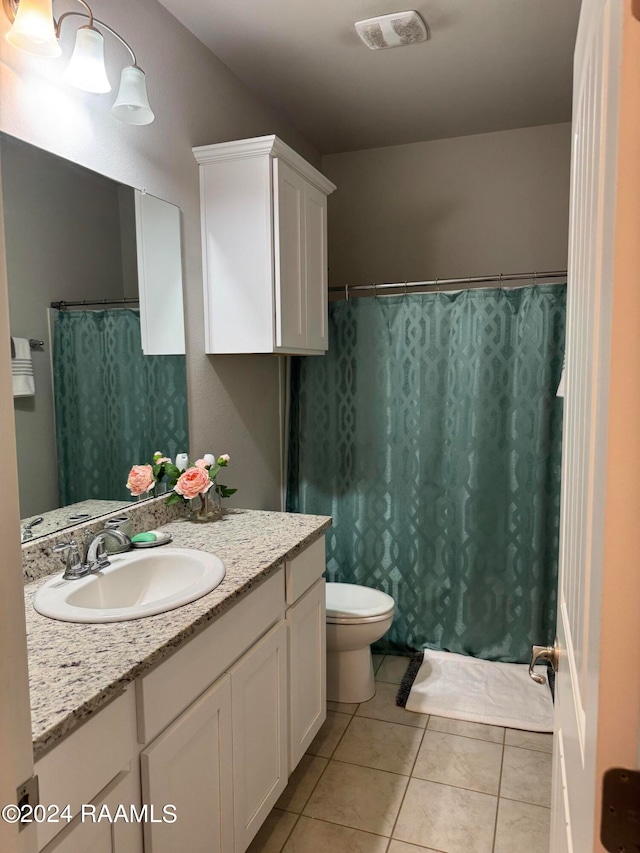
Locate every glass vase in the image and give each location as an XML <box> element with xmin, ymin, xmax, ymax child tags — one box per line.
<box><xmin>188</xmin><ymin>488</ymin><xmax>223</xmax><ymax>523</ymax></box>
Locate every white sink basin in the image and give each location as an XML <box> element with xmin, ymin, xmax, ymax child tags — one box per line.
<box><xmin>33</xmin><ymin>548</ymin><xmax>226</xmax><ymax>623</ymax></box>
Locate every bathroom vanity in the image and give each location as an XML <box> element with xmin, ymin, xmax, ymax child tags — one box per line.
<box><xmin>22</xmin><ymin>509</ymin><xmax>330</xmax><ymax>853</ymax></box>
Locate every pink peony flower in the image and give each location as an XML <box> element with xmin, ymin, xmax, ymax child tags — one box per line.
<box><xmin>126</xmin><ymin>464</ymin><xmax>155</xmax><ymax>496</ymax></box>
<box><xmin>175</xmin><ymin>466</ymin><xmax>213</xmax><ymax>500</ymax></box>
<box><xmin>194</xmin><ymin>458</ymin><xmax>209</xmax><ymax>469</ymax></box>
<box><xmin>218</xmin><ymin>454</ymin><xmax>230</xmax><ymax>465</ymax></box>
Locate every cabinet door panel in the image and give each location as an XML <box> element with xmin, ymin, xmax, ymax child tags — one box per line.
<box><xmin>141</xmin><ymin>675</ymin><xmax>233</xmax><ymax>853</ymax></box>
<box><xmin>304</xmin><ymin>185</ymin><xmax>328</xmax><ymax>352</ymax></box>
<box><xmin>230</xmin><ymin>621</ymin><xmax>288</xmax><ymax>852</ymax></box>
<box><xmin>288</xmin><ymin>579</ymin><xmax>326</xmax><ymax>771</ymax></box>
<box><xmin>274</xmin><ymin>159</ymin><xmax>306</xmax><ymax>349</ymax></box>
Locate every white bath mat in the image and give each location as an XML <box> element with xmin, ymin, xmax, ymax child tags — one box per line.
<box><xmin>405</xmin><ymin>649</ymin><xmax>554</xmax><ymax>732</ymax></box>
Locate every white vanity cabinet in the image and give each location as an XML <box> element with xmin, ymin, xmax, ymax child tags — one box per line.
<box><xmin>193</xmin><ymin>136</ymin><xmax>336</xmax><ymax>355</ymax></box>
<box><xmin>33</xmin><ymin>533</ymin><xmax>327</xmax><ymax>853</ymax></box>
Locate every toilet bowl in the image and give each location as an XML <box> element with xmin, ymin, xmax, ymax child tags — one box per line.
<box><xmin>326</xmin><ymin>582</ymin><xmax>395</xmax><ymax>704</ymax></box>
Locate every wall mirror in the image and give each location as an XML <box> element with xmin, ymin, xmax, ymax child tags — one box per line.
<box><xmin>0</xmin><ymin>133</ymin><xmax>189</xmax><ymax>543</ymax></box>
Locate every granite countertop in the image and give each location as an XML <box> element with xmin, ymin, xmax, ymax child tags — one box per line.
<box><xmin>24</xmin><ymin>509</ymin><xmax>331</xmax><ymax>758</ymax></box>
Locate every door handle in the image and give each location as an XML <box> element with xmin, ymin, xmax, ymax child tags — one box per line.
<box><xmin>529</xmin><ymin>640</ymin><xmax>559</xmax><ymax>685</ymax></box>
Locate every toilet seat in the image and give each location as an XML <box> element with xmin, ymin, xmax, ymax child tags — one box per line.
<box><xmin>326</xmin><ymin>582</ymin><xmax>395</xmax><ymax>624</ymax></box>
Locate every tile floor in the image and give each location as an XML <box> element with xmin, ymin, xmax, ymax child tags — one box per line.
<box><xmin>249</xmin><ymin>654</ymin><xmax>553</xmax><ymax>853</ymax></box>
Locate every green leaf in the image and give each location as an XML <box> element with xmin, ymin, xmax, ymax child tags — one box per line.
<box><xmin>219</xmin><ymin>486</ymin><xmax>237</xmax><ymax>498</ymax></box>
<box><xmin>165</xmin><ymin>492</ymin><xmax>183</xmax><ymax>506</ymax></box>
<box><xmin>208</xmin><ymin>465</ymin><xmax>221</xmax><ymax>481</ymax></box>
<box><xmin>165</xmin><ymin>463</ymin><xmax>181</xmax><ymax>480</ymax></box>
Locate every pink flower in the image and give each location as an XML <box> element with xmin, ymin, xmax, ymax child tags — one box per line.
<box><xmin>194</xmin><ymin>458</ymin><xmax>209</xmax><ymax>469</ymax></box>
<box><xmin>126</xmin><ymin>464</ymin><xmax>155</xmax><ymax>496</ymax></box>
<box><xmin>218</xmin><ymin>454</ymin><xmax>230</xmax><ymax>465</ymax></box>
<box><xmin>175</xmin><ymin>466</ymin><xmax>213</xmax><ymax>500</ymax></box>
<box><xmin>155</xmin><ymin>456</ymin><xmax>172</xmax><ymax>465</ymax></box>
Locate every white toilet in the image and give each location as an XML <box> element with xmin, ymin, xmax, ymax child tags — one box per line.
<box><xmin>326</xmin><ymin>582</ymin><xmax>395</xmax><ymax>704</ymax></box>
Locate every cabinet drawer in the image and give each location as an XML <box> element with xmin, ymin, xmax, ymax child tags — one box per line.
<box><xmin>137</xmin><ymin>568</ymin><xmax>285</xmax><ymax>743</ymax></box>
<box><xmin>35</xmin><ymin>687</ymin><xmax>137</xmax><ymax>849</ymax></box>
<box><xmin>285</xmin><ymin>536</ymin><xmax>325</xmax><ymax>605</ymax></box>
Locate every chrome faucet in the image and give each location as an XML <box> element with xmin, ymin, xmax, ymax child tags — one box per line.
<box><xmin>22</xmin><ymin>516</ymin><xmax>44</xmax><ymax>543</ymax></box>
<box><xmin>53</xmin><ymin>527</ymin><xmax>132</xmax><ymax>580</ymax></box>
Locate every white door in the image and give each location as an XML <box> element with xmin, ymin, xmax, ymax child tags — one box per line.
<box><xmin>141</xmin><ymin>675</ymin><xmax>234</xmax><ymax>853</ymax></box>
<box><xmin>551</xmin><ymin>2</ymin><xmax>640</xmax><ymax>852</ymax></box>
<box><xmin>303</xmin><ymin>184</ymin><xmax>328</xmax><ymax>352</ymax></box>
<box><xmin>287</xmin><ymin>578</ymin><xmax>326</xmax><ymax>771</ymax></box>
<box><xmin>230</xmin><ymin>621</ymin><xmax>288</xmax><ymax>853</ymax></box>
<box><xmin>274</xmin><ymin>158</ymin><xmax>306</xmax><ymax>350</ymax></box>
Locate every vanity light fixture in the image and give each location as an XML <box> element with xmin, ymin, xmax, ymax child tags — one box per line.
<box><xmin>2</xmin><ymin>0</ymin><xmax>155</xmax><ymax>124</ymax></box>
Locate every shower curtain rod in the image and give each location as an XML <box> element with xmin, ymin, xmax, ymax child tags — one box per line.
<box><xmin>50</xmin><ymin>297</ymin><xmax>140</xmax><ymax>310</ymax></box>
<box><xmin>330</xmin><ymin>269</ymin><xmax>567</xmax><ymax>299</ymax></box>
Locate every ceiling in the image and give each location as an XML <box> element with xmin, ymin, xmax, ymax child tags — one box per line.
<box><xmin>157</xmin><ymin>0</ymin><xmax>581</xmax><ymax>155</ymax></box>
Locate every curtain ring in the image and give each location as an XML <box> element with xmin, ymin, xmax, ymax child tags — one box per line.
<box><xmin>499</xmin><ymin>272</ymin><xmax>503</xmax><ymax>293</ymax></box>
<box><xmin>345</xmin><ymin>284</ymin><xmax>349</xmax><ymax>302</ymax></box>
<box><xmin>436</xmin><ymin>278</ymin><xmax>440</xmax><ymax>293</ymax></box>
<box><xmin>374</xmin><ymin>282</ymin><xmax>378</xmax><ymax>297</ymax></box>
<box><xmin>404</xmin><ymin>281</ymin><xmax>408</xmax><ymax>297</ymax></box>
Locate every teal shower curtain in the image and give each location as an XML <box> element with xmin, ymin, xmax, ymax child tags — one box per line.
<box><xmin>288</xmin><ymin>285</ymin><xmax>566</xmax><ymax>663</ymax></box>
<box><xmin>53</xmin><ymin>309</ymin><xmax>188</xmax><ymax>505</ymax></box>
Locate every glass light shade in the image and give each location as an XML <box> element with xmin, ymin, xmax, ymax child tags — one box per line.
<box><xmin>112</xmin><ymin>65</ymin><xmax>154</xmax><ymax>125</ymax></box>
<box><xmin>63</xmin><ymin>26</ymin><xmax>111</xmax><ymax>93</ymax></box>
<box><xmin>5</xmin><ymin>0</ymin><xmax>61</xmax><ymax>56</ymax></box>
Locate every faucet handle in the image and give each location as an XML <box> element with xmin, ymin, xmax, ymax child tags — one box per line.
<box><xmin>53</xmin><ymin>541</ymin><xmax>86</xmax><ymax>579</ymax></box>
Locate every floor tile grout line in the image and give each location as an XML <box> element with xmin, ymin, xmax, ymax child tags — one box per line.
<box><xmin>491</xmin><ymin>737</ymin><xmax>506</xmax><ymax>852</ymax></box>
<box><xmin>356</xmin><ymin>709</ymin><xmax>428</xmax><ymax>730</ymax></box>
<box><xmin>289</xmin><ymin>754</ymin><xmax>333</xmax><ymax>817</ymax></box>
<box><xmin>296</xmin><ymin>811</ymin><xmax>399</xmax><ymax>840</ymax></box>
<box><xmin>425</xmin><ymin>724</ymin><xmax>505</xmax><ymax>745</ymax></box>
<box><xmin>498</xmin><ymin>794</ymin><xmax>552</xmax><ymax>809</ymax></box>
<box><xmin>385</xmin><ymin>713</ymin><xmax>430</xmax><ymax>846</ymax></box>
<box><xmin>272</xmin><ymin>811</ymin><xmax>300</xmax><ymax>853</ymax></box>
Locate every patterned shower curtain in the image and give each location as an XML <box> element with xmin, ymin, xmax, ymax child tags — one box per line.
<box><xmin>288</xmin><ymin>285</ymin><xmax>566</xmax><ymax>663</ymax></box>
<box><xmin>53</xmin><ymin>309</ymin><xmax>188</xmax><ymax>505</ymax></box>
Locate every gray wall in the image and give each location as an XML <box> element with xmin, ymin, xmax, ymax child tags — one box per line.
<box><xmin>323</xmin><ymin>123</ymin><xmax>571</xmax><ymax>288</ymax></box>
<box><xmin>0</xmin><ymin>0</ymin><xmax>320</xmax><ymax>516</ymax></box>
<box><xmin>2</xmin><ymin>137</ymin><xmax>130</xmax><ymax>517</ymax></box>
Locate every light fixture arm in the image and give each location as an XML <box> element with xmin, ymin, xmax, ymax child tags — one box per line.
<box><xmin>55</xmin><ymin>11</ymin><xmax>137</xmax><ymax>66</ymax></box>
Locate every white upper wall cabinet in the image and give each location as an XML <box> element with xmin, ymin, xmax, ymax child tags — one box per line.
<box><xmin>193</xmin><ymin>136</ymin><xmax>336</xmax><ymax>355</ymax></box>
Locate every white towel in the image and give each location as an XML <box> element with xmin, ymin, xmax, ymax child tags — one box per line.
<box><xmin>11</xmin><ymin>337</ymin><xmax>35</xmax><ymax>397</ymax></box>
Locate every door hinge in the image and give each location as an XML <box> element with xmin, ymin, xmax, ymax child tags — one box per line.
<box><xmin>16</xmin><ymin>775</ymin><xmax>39</xmax><ymax>832</ymax></box>
<box><xmin>601</xmin><ymin>767</ymin><xmax>640</xmax><ymax>853</ymax></box>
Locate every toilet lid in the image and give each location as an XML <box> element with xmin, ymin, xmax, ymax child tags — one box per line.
<box><xmin>326</xmin><ymin>583</ymin><xmax>395</xmax><ymax>620</ymax></box>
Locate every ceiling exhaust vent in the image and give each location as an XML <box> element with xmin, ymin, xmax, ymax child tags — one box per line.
<box><xmin>354</xmin><ymin>11</ymin><xmax>429</xmax><ymax>50</ymax></box>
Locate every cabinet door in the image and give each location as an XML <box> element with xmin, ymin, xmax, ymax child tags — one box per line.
<box><xmin>141</xmin><ymin>675</ymin><xmax>234</xmax><ymax>853</ymax></box>
<box><xmin>230</xmin><ymin>621</ymin><xmax>288</xmax><ymax>852</ymax></box>
<box><xmin>303</xmin><ymin>185</ymin><xmax>328</xmax><ymax>352</ymax></box>
<box><xmin>274</xmin><ymin>158</ymin><xmax>306</xmax><ymax>350</ymax></box>
<box><xmin>288</xmin><ymin>578</ymin><xmax>326</xmax><ymax>771</ymax></box>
